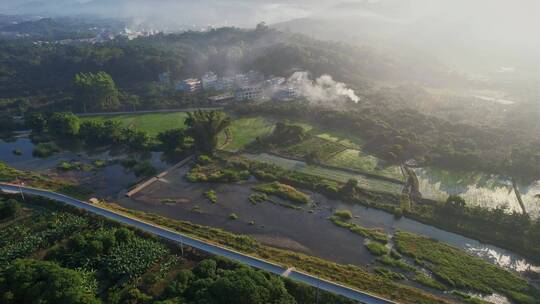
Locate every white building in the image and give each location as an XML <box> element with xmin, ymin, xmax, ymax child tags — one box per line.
<box><xmin>235</xmin><ymin>86</ymin><xmax>264</xmax><ymax>101</ymax></box>
<box><xmin>201</xmin><ymin>71</ymin><xmax>218</xmax><ymax>90</ymax></box>
<box><xmin>176</xmin><ymin>78</ymin><xmax>202</xmax><ymax>92</ymax></box>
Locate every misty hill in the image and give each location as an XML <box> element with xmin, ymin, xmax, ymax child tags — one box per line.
<box><xmin>1</xmin><ymin>17</ymin><xmax>100</xmax><ymax>40</ymax></box>
<box><xmin>273</xmin><ymin>0</ymin><xmax>540</xmax><ymax>92</ymax></box>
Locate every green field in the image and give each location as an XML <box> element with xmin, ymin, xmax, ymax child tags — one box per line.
<box><xmin>80</xmin><ymin>112</ymin><xmax>189</xmax><ymax>137</ymax></box>
<box><xmin>325</xmin><ymin>149</ymin><xmax>404</xmax><ymax>181</ymax></box>
<box><xmin>218</xmin><ymin>117</ymin><xmax>275</xmax><ymax>152</ymax></box>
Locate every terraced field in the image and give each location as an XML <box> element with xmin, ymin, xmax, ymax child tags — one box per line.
<box><xmin>325</xmin><ymin>149</ymin><xmax>404</xmax><ymax>181</ymax></box>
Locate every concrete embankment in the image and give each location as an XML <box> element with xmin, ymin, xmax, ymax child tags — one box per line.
<box><xmin>126</xmin><ymin>155</ymin><xmax>194</xmax><ymax>197</ymax></box>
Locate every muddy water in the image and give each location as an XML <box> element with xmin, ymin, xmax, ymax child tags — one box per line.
<box><xmin>120</xmin><ymin>164</ymin><xmax>540</xmax><ymax>275</ymax></box>
<box><xmin>121</xmin><ymin>165</ymin><xmax>377</xmax><ymax>266</ymax></box>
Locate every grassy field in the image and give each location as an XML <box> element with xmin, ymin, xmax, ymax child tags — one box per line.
<box><xmin>218</xmin><ymin>117</ymin><xmax>275</xmax><ymax>152</ymax></box>
<box><xmin>325</xmin><ymin>149</ymin><xmax>404</xmax><ymax>181</ymax></box>
<box><xmin>81</xmin><ymin>112</ymin><xmax>189</xmax><ymax>137</ymax></box>
<box><xmin>279</xmin><ymin>137</ymin><xmax>347</xmax><ymax>160</ymax></box>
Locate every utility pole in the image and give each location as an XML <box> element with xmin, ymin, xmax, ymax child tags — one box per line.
<box><xmin>316</xmin><ymin>274</ymin><xmax>320</xmax><ymax>304</ymax></box>
<box><xmin>180</xmin><ymin>235</ymin><xmax>184</xmax><ymax>257</ymax></box>
<box><xmin>17</xmin><ymin>178</ymin><xmax>25</xmax><ymax>201</ymax></box>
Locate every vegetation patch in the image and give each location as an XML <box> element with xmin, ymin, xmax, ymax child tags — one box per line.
<box><xmin>334</xmin><ymin>209</ymin><xmax>353</xmax><ymax>220</ymax></box>
<box><xmin>248</xmin><ymin>193</ymin><xmax>268</xmax><ymax>205</ymax></box>
<box><xmin>132</xmin><ymin>161</ymin><xmax>157</xmax><ymax>177</ymax></box>
<box><xmin>57</xmin><ymin>160</ymin><xmax>93</xmax><ymax>172</ymax></box>
<box><xmin>204</xmin><ymin>190</ymin><xmax>217</xmax><ymax>204</ymax></box>
<box><xmin>32</xmin><ymin>142</ymin><xmax>60</xmax><ymax>158</ymax></box>
<box><xmin>365</xmin><ymin>241</ymin><xmax>390</xmax><ymax>256</ymax></box>
<box><xmin>0</xmin><ymin>162</ymin><xmax>92</xmax><ymax>199</ymax></box>
<box><xmin>11</xmin><ymin>149</ymin><xmax>22</xmax><ymax>156</ymax></box>
<box><xmin>186</xmin><ymin>157</ymin><xmax>250</xmax><ymax>183</ymax></box>
<box><xmin>374</xmin><ymin>267</ymin><xmax>406</xmax><ymax>281</ymax></box>
<box><xmin>413</xmin><ymin>272</ymin><xmax>447</xmax><ymax>291</ymax></box>
<box><xmin>451</xmin><ymin>291</ymin><xmax>490</xmax><ymax>304</ymax></box>
<box><xmin>394</xmin><ymin>231</ymin><xmax>540</xmax><ymax>303</ymax></box>
<box><xmin>253</xmin><ymin>181</ymin><xmax>310</xmax><ymax>204</ymax></box>
<box><xmin>329</xmin><ymin>216</ymin><xmax>389</xmax><ymax>243</ymax></box>
<box><xmin>376</xmin><ymin>255</ymin><xmax>415</xmax><ymax>272</ymax></box>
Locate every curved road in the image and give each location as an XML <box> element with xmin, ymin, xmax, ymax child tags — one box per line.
<box><xmin>0</xmin><ymin>183</ymin><xmax>396</xmax><ymax>304</ymax></box>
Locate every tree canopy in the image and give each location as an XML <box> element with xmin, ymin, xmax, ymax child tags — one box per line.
<box><xmin>74</xmin><ymin>71</ymin><xmax>119</xmax><ymax>113</ymax></box>
<box><xmin>0</xmin><ymin>259</ymin><xmax>100</xmax><ymax>304</ymax></box>
<box><xmin>185</xmin><ymin>110</ymin><xmax>231</xmax><ymax>154</ymax></box>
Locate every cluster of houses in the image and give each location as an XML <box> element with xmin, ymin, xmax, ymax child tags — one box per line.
<box><xmin>159</xmin><ymin>71</ymin><xmax>299</xmax><ymax>103</ymax></box>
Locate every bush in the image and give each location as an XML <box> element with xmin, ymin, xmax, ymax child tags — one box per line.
<box><xmin>249</xmin><ymin>193</ymin><xmax>268</xmax><ymax>204</ymax></box>
<box><xmin>229</xmin><ymin>213</ymin><xmax>238</xmax><ymax>220</ymax></box>
<box><xmin>205</xmin><ymin>190</ymin><xmax>217</xmax><ymax>204</ymax></box>
<box><xmin>252</xmin><ymin>182</ymin><xmax>310</xmax><ymax>204</ymax></box>
<box><xmin>334</xmin><ymin>209</ymin><xmax>353</xmax><ymax>220</ymax></box>
<box><xmin>374</xmin><ymin>267</ymin><xmax>405</xmax><ymax>281</ymax></box>
<box><xmin>197</xmin><ymin>155</ymin><xmax>213</xmax><ymax>164</ymax></box>
<box><xmin>132</xmin><ymin>161</ymin><xmax>157</xmax><ymax>177</ymax></box>
<box><xmin>365</xmin><ymin>241</ymin><xmax>389</xmax><ymax>256</ymax></box>
<box><xmin>33</xmin><ymin>142</ymin><xmax>60</xmax><ymax>158</ymax></box>
<box><xmin>0</xmin><ymin>199</ymin><xmax>21</xmax><ymax>219</ymax></box>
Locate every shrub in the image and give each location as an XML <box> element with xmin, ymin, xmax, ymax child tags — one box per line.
<box><xmin>0</xmin><ymin>199</ymin><xmax>21</xmax><ymax>219</ymax></box>
<box><xmin>197</xmin><ymin>155</ymin><xmax>213</xmax><ymax>165</ymax></box>
<box><xmin>365</xmin><ymin>241</ymin><xmax>389</xmax><ymax>256</ymax></box>
<box><xmin>253</xmin><ymin>182</ymin><xmax>310</xmax><ymax>204</ymax></box>
<box><xmin>334</xmin><ymin>209</ymin><xmax>353</xmax><ymax>220</ymax></box>
<box><xmin>229</xmin><ymin>213</ymin><xmax>238</xmax><ymax>220</ymax></box>
<box><xmin>33</xmin><ymin>142</ymin><xmax>59</xmax><ymax>158</ymax></box>
<box><xmin>248</xmin><ymin>193</ymin><xmax>268</xmax><ymax>204</ymax></box>
<box><xmin>204</xmin><ymin>190</ymin><xmax>217</xmax><ymax>204</ymax></box>
<box><xmin>374</xmin><ymin>267</ymin><xmax>405</xmax><ymax>281</ymax></box>
<box><xmin>132</xmin><ymin>161</ymin><xmax>157</xmax><ymax>177</ymax></box>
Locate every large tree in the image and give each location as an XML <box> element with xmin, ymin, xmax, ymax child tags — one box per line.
<box><xmin>48</xmin><ymin>112</ymin><xmax>80</xmax><ymax>137</ymax></box>
<box><xmin>74</xmin><ymin>71</ymin><xmax>119</xmax><ymax>113</ymax></box>
<box><xmin>185</xmin><ymin>110</ymin><xmax>231</xmax><ymax>154</ymax></box>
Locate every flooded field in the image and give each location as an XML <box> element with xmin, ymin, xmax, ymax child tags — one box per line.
<box><xmin>121</xmin><ymin>162</ymin><xmax>539</xmax><ymax>276</ymax></box>
<box><xmin>0</xmin><ymin>136</ymin><xmax>171</xmax><ymax>198</ymax></box>
<box><xmin>414</xmin><ymin>167</ymin><xmax>540</xmax><ymax>218</ymax></box>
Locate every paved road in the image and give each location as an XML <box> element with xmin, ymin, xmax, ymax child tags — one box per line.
<box><xmin>0</xmin><ymin>183</ymin><xmax>396</xmax><ymax>304</ymax></box>
<box><xmin>76</xmin><ymin>107</ymin><xmax>223</xmax><ymax>117</ymax></box>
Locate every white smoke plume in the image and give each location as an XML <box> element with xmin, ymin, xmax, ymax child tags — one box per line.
<box><xmin>288</xmin><ymin>71</ymin><xmax>360</xmax><ymax>105</ymax></box>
